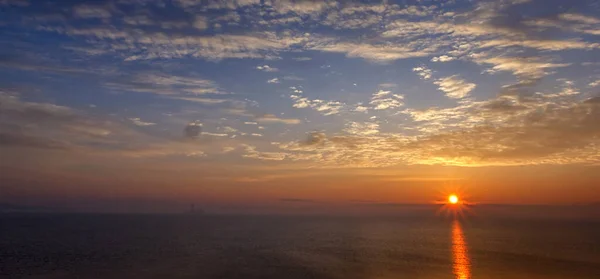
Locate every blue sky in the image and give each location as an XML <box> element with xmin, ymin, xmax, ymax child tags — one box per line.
<box><xmin>2</xmin><ymin>0</ymin><xmax>600</xmax><ymax>211</ymax></box>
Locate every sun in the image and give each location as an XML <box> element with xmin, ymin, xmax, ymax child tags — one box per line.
<box><xmin>448</xmin><ymin>194</ymin><xmax>459</xmax><ymax>204</ymax></box>
<box><xmin>435</xmin><ymin>188</ymin><xmax>472</xmax><ymax>219</ymax></box>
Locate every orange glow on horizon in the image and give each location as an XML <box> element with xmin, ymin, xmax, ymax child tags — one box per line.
<box><xmin>452</xmin><ymin>220</ymin><xmax>471</xmax><ymax>279</ymax></box>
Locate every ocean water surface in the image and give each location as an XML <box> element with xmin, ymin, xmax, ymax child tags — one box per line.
<box><xmin>1</xmin><ymin>215</ymin><xmax>599</xmax><ymax>279</ymax></box>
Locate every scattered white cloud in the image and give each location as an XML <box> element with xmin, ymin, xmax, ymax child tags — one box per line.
<box><xmin>344</xmin><ymin>121</ymin><xmax>379</xmax><ymax>136</ymax></box>
<box><xmin>242</xmin><ymin>144</ymin><xmax>287</xmax><ymax>161</ymax></box>
<box><xmin>310</xmin><ymin>42</ymin><xmax>430</xmax><ymax>63</ymax></box>
<box><xmin>434</xmin><ymin>76</ymin><xmax>476</xmax><ymax>99</ymax></box>
<box><xmin>475</xmin><ymin>56</ymin><xmax>571</xmax><ymax>80</ymax></box>
<box><xmin>129</xmin><ymin>118</ymin><xmax>156</xmax><ymax>126</ymax></box>
<box><xmin>413</xmin><ymin>66</ymin><xmax>432</xmax><ymax>80</ymax></box>
<box><xmin>370</xmin><ymin>90</ymin><xmax>404</xmax><ymax>110</ymax></box>
<box><xmin>267</xmin><ymin>77</ymin><xmax>280</xmax><ymax>84</ymax></box>
<box><xmin>255</xmin><ymin>114</ymin><xmax>301</xmax><ymax>124</ymax></box>
<box><xmin>256</xmin><ymin>65</ymin><xmax>279</xmax><ymax>72</ymax></box>
<box><xmin>222</xmin><ymin>126</ymin><xmax>238</xmax><ymax>133</ymax></box>
<box><xmin>202</xmin><ymin>132</ymin><xmax>229</xmax><ymax>137</ymax></box>
<box><xmin>431</xmin><ymin>55</ymin><xmax>456</xmax><ymax>62</ymax></box>
<box><xmin>290</xmin><ymin>94</ymin><xmax>344</xmax><ymax>116</ymax></box>
<box><xmin>355</xmin><ymin>105</ymin><xmax>368</xmax><ymax>112</ymax></box>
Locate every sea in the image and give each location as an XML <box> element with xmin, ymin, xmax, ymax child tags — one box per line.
<box><xmin>1</xmin><ymin>214</ymin><xmax>599</xmax><ymax>279</ymax></box>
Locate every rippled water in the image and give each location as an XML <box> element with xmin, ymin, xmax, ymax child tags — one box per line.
<box><xmin>1</xmin><ymin>215</ymin><xmax>599</xmax><ymax>279</ymax></box>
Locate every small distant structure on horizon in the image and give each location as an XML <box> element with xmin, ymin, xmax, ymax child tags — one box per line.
<box><xmin>187</xmin><ymin>203</ymin><xmax>205</xmax><ymax>215</ymax></box>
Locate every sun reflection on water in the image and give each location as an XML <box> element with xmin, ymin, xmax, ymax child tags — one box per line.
<box><xmin>452</xmin><ymin>220</ymin><xmax>471</xmax><ymax>279</ymax></box>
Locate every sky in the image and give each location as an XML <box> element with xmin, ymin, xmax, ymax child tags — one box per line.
<box><xmin>1</xmin><ymin>0</ymin><xmax>600</xmax><ymax>213</ymax></box>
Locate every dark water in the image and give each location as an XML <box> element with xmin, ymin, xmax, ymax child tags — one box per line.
<box><xmin>1</xmin><ymin>215</ymin><xmax>599</xmax><ymax>279</ymax></box>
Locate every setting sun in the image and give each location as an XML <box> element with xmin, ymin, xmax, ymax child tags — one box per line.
<box><xmin>449</xmin><ymin>195</ymin><xmax>459</xmax><ymax>204</ymax></box>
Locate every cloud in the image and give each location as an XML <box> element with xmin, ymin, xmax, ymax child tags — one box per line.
<box><xmin>184</xmin><ymin>122</ymin><xmax>202</xmax><ymax>138</ymax></box>
<box><xmin>0</xmin><ymin>92</ymin><xmax>75</xmax><ymax>123</ymax></box>
<box><xmin>309</xmin><ymin>41</ymin><xmax>430</xmax><ymax>63</ymax></box>
<box><xmin>560</xmin><ymin>13</ymin><xmax>600</xmax><ymax>25</ymax></box>
<box><xmin>431</xmin><ymin>55</ymin><xmax>456</xmax><ymax>62</ymax></box>
<box><xmin>222</xmin><ymin>126</ymin><xmax>238</xmax><ymax>133</ymax></box>
<box><xmin>475</xmin><ymin>56</ymin><xmax>571</xmax><ymax>81</ymax></box>
<box><xmin>526</xmin><ymin>13</ymin><xmax>600</xmax><ymax>36</ymax></box>
<box><xmin>303</xmin><ymin>131</ymin><xmax>326</xmax><ymax>146</ymax></box>
<box><xmin>5</xmin><ymin>0</ymin><xmax>600</xmax><ymax>169</ymax></box>
<box><xmin>266</xmin><ymin>0</ymin><xmax>335</xmax><ymax>16</ymax></box>
<box><xmin>478</xmin><ymin>39</ymin><xmax>598</xmax><ymax>51</ymax></box>
<box><xmin>256</xmin><ymin>65</ymin><xmax>278</xmax><ymax>72</ymax></box>
<box><xmin>267</xmin><ymin>77</ymin><xmax>280</xmax><ymax>84</ymax></box>
<box><xmin>106</xmin><ymin>73</ymin><xmax>221</xmax><ymax>96</ymax></box>
<box><xmin>321</xmin><ymin>8</ymin><xmax>382</xmax><ymax>29</ymax></box>
<box><xmin>242</xmin><ymin>144</ymin><xmax>287</xmax><ymax>161</ymax></box>
<box><xmin>0</xmin><ymin>132</ymin><xmax>68</xmax><ymax>150</ymax></box>
<box><xmin>72</xmin><ymin>4</ymin><xmax>112</xmax><ymax>19</ymax></box>
<box><xmin>354</xmin><ymin>105</ymin><xmax>368</xmax><ymax>112</ymax></box>
<box><xmin>114</xmin><ymin>139</ymin><xmax>226</xmax><ymax>158</ymax></box>
<box><xmin>123</xmin><ymin>14</ymin><xmax>155</xmax><ymax>26</ymax></box>
<box><xmin>222</xmin><ymin>107</ymin><xmax>300</xmax><ymax>125</ymax></box>
<box><xmin>344</xmin><ymin>121</ymin><xmax>379</xmax><ymax>136</ymax></box>
<box><xmin>175</xmin><ymin>0</ymin><xmax>260</xmax><ymax>9</ymax></box>
<box><xmin>255</xmin><ymin>114</ymin><xmax>301</xmax><ymax>124</ymax></box>
<box><xmin>0</xmin><ymin>91</ymin><xmax>128</xmax><ymax>152</ymax></box>
<box><xmin>370</xmin><ymin>90</ymin><xmax>404</xmax><ymax>110</ymax></box>
<box><xmin>0</xmin><ymin>53</ymin><xmax>92</xmax><ymax>75</ymax></box>
<box><xmin>292</xmin><ymin>57</ymin><xmax>312</xmax><ymax>61</ymax></box>
<box><xmin>280</xmin><ymin>90</ymin><xmax>600</xmax><ymax>167</ymax></box>
<box><xmin>413</xmin><ymin>66</ymin><xmax>432</xmax><ymax>80</ymax></box>
<box><xmin>26</xmin><ymin>0</ymin><xmax>600</xmax><ymax>67</ymax></box>
<box><xmin>48</xmin><ymin>25</ymin><xmax>310</xmax><ymax>61</ymax></box>
<box><xmin>214</xmin><ymin>11</ymin><xmax>241</xmax><ymax>24</ymax></box>
<box><xmin>404</xmin><ymin>99</ymin><xmax>600</xmax><ymax>165</ymax></box>
<box><xmin>170</xmin><ymin>97</ymin><xmax>229</xmax><ymax>104</ymax></box>
<box><xmin>290</xmin><ymin>94</ymin><xmax>344</xmax><ymax>116</ymax></box>
<box><xmin>202</xmin><ymin>132</ymin><xmax>228</xmax><ymax>137</ymax></box>
<box><xmin>129</xmin><ymin>118</ymin><xmax>156</xmax><ymax>126</ymax></box>
<box><xmin>193</xmin><ymin>16</ymin><xmax>208</xmax><ymax>30</ymax></box>
<box><xmin>434</xmin><ymin>76</ymin><xmax>476</xmax><ymax>99</ymax></box>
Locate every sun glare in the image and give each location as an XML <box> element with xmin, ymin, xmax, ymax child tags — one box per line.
<box><xmin>449</xmin><ymin>194</ymin><xmax>459</xmax><ymax>204</ymax></box>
